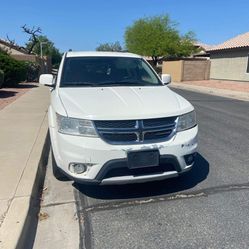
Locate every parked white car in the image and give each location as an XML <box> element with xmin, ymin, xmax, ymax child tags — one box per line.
<box><xmin>40</xmin><ymin>51</ymin><xmax>198</xmax><ymax>184</ymax></box>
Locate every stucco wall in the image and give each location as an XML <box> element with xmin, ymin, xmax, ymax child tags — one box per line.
<box><xmin>182</xmin><ymin>60</ymin><xmax>210</xmax><ymax>81</ymax></box>
<box><xmin>210</xmin><ymin>49</ymin><xmax>249</xmax><ymax>81</ymax></box>
<box><xmin>162</xmin><ymin>60</ymin><xmax>210</xmax><ymax>82</ymax></box>
<box><xmin>162</xmin><ymin>61</ymin><xmax>183</xmax><ymax>82</ymax></box>
<box><xmin>12</xmin><ymin>54</ymin><xmax>52</xmax><ymax>74</ymax></box>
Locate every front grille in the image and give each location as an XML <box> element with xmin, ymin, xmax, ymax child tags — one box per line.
<box><xmin>94</xmin><ymin>120</ymin><xmax>136</xmax><ymax>129</ymax></box>
<box><xmin>143</xmin><ymin>117</ymin><xmax>176</xmax><ymax>127</ymax></box>
<box><xmin>94</xmin><ymin>116</ymin><xmax>177</xmax><ymax>144</ymax></box>
<box><xmin>102</xmin><ymin>133</ymin><xmax>137</xmax><ymax>142</ymax></box>
<box><xmin>144</xmin><ymin>130</ymin><xmax>172</xmax><ymax>140</ymax></box>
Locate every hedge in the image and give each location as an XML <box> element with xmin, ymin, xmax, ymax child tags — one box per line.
<box><xmin>0</xmin><ymin>50</ymin><xmax>28</xmax><ymax>87</ymax></box>
<box><xmin>0</xmin><ymin>69</ymin><xmax>4</xmax><ymax>88</ymax></box>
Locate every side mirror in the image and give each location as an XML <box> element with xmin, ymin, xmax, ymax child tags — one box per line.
<box><xmin>161</xmin><ymin>74</ymin><xmax>171</xmax><ymax>85</ymax></box>
<box><xmin>39</xmin><ymin>74</ymin><xmax>55</xmax><ymax>87</ymax></box>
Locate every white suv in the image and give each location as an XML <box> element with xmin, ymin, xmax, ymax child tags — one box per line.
<box><xmin>40</xmin><ymin>51</ymin><xmax>198</xmax><ymax>185</ymax></box>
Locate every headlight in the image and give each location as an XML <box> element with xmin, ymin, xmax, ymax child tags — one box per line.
<box><xmin>56</xmin><ymin>114</ymin><xmax>98</xmax><ymax>137</ymax></box>
<box><xmin>177</xmin><ymin>111</ymin><xmax>196</xmax><ymax>132</ymax></box>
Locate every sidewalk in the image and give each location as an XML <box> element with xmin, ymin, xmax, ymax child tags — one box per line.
<box><xmin>0</xmin><ymin>86</ymin><xmax>50</xmax><ymax>249</ymax></box>
<box><xmin>171</xmin><ymin>80</ymin><xmax>249</xmax><ymax>101</ymax></box>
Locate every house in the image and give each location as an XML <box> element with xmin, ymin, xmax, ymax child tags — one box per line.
<box><xmin>193</xmin><ymin>42</ymin><xmax>214</xmax><ymax>58</ymax></box>
<box><xmin>207</xmin><ymin>32</ymin><xmax>249</xmax><ymax>82</ymax></box>
<box><xmin>0</xmin><ymin>39</ymin><xmax>28</xmax><ymax>55</ymax></box>
<box><xmin>0</xmin><ymin>38</ymin><xmax>52</xmax><ymax>74</ymax></box>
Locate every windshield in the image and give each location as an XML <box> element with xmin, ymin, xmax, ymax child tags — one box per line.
<box><xmin>60</xmin><ymin>56</ymin><xmax>161</xmax><ymax>87</ymax></box>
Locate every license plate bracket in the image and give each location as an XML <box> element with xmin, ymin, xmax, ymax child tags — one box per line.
<box><xmin>127</xmin><ymin>150</ymin><xmax>159</xmax><ymax>169</ymax></box>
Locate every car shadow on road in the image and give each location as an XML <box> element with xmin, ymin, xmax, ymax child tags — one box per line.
<box><xmin>74</xmin><ymin>153</ymin><xmax>209</xmax><ymax>200</ymax></box>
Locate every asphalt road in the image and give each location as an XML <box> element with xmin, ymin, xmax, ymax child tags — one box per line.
<box><xmin>34</xmin><ymin>89</ymin><xmax>249</xmax><ymax>249</ymax></box>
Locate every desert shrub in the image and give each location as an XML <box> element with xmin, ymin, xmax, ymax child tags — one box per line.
<box><xmin>25</xmin><ymin>61</ymin><xmax>40</xmax><ymax>82</ymax></box>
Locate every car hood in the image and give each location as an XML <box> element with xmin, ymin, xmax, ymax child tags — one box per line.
<box><xmin>58</xmin><ymin>86</ymin><xmax>193</xmax><ymax>120</ymax></box>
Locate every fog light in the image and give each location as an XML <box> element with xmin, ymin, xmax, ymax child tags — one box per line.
<box><xmin>69</xmin><ymin>163</ymin><xmax>87</xmax><ymax>174</ymax></box>
<box><xmin>184</xmin><ymin>153</ymin><xmax>196</xmax><ymax>165</ymax></box>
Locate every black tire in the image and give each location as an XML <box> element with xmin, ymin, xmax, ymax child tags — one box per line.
<box><xmin>51</xmin><ymin>149</ymin><xmax>68</xmax><ymax>181</ymax></box>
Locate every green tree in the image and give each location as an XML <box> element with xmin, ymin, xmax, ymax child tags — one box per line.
<box><xmin>26</xmin><ymin>35</ymin><xmax>62</xmax><ymax>68</ymax></box>
<box><xmin>96</xmin><ymin>41</ymin><xmax>122</xmax><ymax>52</ymax></box>
<box><xmin>125</xmin><ymin>15</ymin><xmax>197</xmax><ymax>65</ymax></box>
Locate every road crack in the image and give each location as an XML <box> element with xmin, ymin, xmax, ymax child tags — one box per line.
<box><xmin>79</xmin><ymin>182</ymin><xmax>249</xmax><ymax>213</ymax></box>
<box><xmin>41</xmin><ymin>200</ymin><xmax>76</xmax><ymax>208</ymax></box>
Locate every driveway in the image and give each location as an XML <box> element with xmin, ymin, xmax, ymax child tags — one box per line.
<box><xmin>34</xmin><ymin>89</ymin><xmax>249</xmax><ymax>249</ymax></box>
<box><xmin>0</xmin><ymin>83</ymin><xmax>37</xmax><ymax>110</ymax></box>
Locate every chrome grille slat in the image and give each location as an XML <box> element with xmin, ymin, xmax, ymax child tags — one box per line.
<box><xmin>97</xmin><ymin>130</ymin><xmax>138</xmax><ymax>134</ymax></box>
<box><xmin>97</xmin><ymin>127</ymin><xmax>138</xmax><ymax>132</ymax></box>
<box><xmin>94</xmin><ymin>117</ymin><xmax>177</xmax><ymax>144</ymax></box>
<box><xmin>142</xmin><ymin>125</ymin><xmax>176</xmax><ymax>132</ymax></box>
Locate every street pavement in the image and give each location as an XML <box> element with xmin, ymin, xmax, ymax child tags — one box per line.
<box><xmin>34</xmin><ymin>89</ymin><xmax>249</xmax><ymax>249</ymax></box>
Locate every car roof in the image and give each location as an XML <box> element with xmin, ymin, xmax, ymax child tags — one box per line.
<box><xmin>65</xmin><ymin>51</ymin><xmax>142</xmax><ymax>58</ymax></box>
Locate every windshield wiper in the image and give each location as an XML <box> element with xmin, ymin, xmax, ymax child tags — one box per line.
<box><xmin>61</xmin><ymin>82</ymin><xmax>97</xmax><ymax>87</ymax></box>
<box><xmin>95</xmin><ymin>81</ymin><xmax>157</xmax><ymax>86</ymax></box>
<box><xmin>61</xmin><ymin>81</ymin><xmax>159</xmax><ymax>87</ymax></box>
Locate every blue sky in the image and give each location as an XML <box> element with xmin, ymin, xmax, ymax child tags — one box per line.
<box><xmin>1</xmin><ymin>0</ymin><xmax>248</xmax><ymax>52</ymax></box>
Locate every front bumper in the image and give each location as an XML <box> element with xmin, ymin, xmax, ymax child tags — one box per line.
<box><xmin>50</xmin><ymin>125</ymin><xmax>198</xmax><ymax>184</ymax></box>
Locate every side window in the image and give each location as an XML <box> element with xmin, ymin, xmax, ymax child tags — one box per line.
<box><xmin>139</xmin><ymin>60</ymin><xmax>159</xmax><ymax>84</ymax></box>
<box><xmin>247</xmin><ymin>54</ymin><xmax>249</xmax><ymax>73</ymax></box>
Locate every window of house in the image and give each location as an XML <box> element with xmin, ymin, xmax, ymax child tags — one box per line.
<box><xmin>247</xmin><ymin>54</ymin><xmax>249</xmax><ymax>73</ymax></box>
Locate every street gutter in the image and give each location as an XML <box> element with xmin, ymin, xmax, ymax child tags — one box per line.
<box><xmin>170</xmin><ymin>82</ymin><xmax>249</xmax><ymax>102</ymax></box>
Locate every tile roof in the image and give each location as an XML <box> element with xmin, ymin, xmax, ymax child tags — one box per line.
<box><xmin>207</xmin><ymin>32</ymin><xmax>249</xmax><ymax>52</ymax></box>
<box><xmin>194</xmin><ymin>42</ymin><xmax>215</xmax><ymax>51</ymax></box>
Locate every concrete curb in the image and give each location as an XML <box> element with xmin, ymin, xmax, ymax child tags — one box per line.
<box><xmin>0</xmin><ymin>87</ymin><xmax>50</xmax><ymax>249</ymax></box>
<box><xmin>170</xmin><ymin>83</ymin><xmax>249</xmax><ymax>102</ymax></box>
<box><xmin>17</xmin><ymin>131</ymin><xmax>50</xmax><ymax>249</ymax></box>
